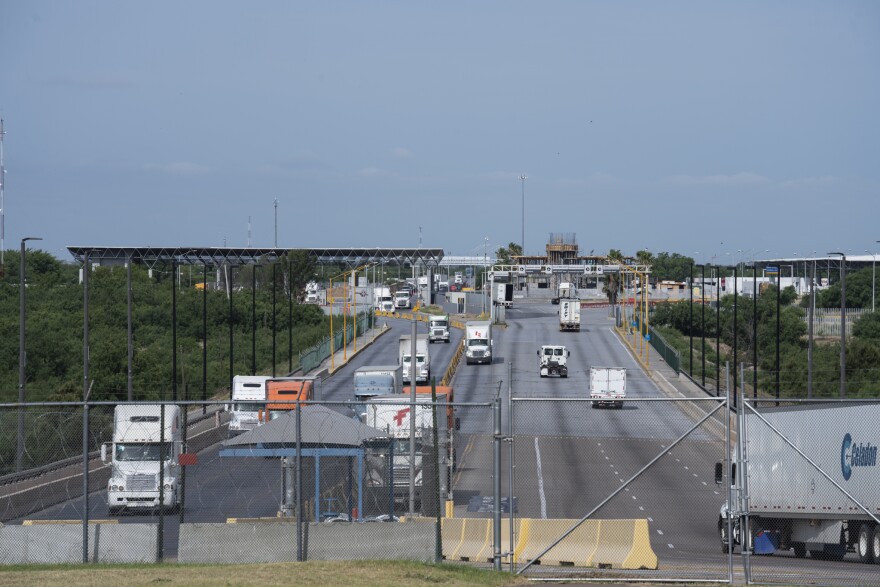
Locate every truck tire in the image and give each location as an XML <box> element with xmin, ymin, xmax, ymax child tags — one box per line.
<box><xmin>792</xmin><ymin>542</ymin><xmax>806</xmax><ymax>558</ymax></box>
<box><xmin>719</xmin><ymin>518</ymin><xmax>732</xmax><ymax>553</ymax></box>
<box><xmin>871</xmin><ymin>524</ymin><xmax>880</xmax><ymax>564</ymax></box>
<box><xmin>858</xmin><ymin>523</ymin><xmax>874</xmax><ymax>563</ymax></box>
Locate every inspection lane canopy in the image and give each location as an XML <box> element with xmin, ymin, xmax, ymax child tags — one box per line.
<box><xmin>219</xmin><ymin>404</ymin><xmax>389</xmax><ymax>457</ymax></box>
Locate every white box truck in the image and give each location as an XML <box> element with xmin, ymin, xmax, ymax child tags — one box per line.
<box><xmin>590</xmin><ymin>366</ymin><xmax>626</xmax><ymax>408</ymax></box>
<box><xmin>228</xmin><ymin>375</ymin><xmax>270</xmax><ymax>436</ymax></box>
<box><xmin>428</xmin><ymin>314</ymin><xmax>450</xmax><ymax>343</ymax></box>
<box><xmin>399</xmin><ymin>334</ymin><xmax>430</xmax><ymax>384</ymax></box>
<box><xmin>102</xmin><ymin>404</ymin><xmax>182</xmax><ymax>515</ymax></box>
<box><xmin>559</xmin><ymin>298</ymin><xmax>581</xmax><ymax>332</ymax></box>
<box><xmin>464</xmin><ymin>320</ymin><xmax>492</xmax><ymax>365</ymax></box>
<box><xmin>717</xmin><ymin>402</ymin><xmax>880</xmax><ymax>563</ymax></box>
<box><xmin>353</xmin><ymin>365</ymin><xmax>402</xmax><ymax>421</ymax></box>
<box><xmin>363</xmin><ymin>393</ymin><xmax>451</xmax><ymax>506</ymax></box>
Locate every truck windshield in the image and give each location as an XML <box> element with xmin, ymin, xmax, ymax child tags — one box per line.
<box><xmin>115</xmin><ymin>443</ymin><xmax>170</xmax><ymax>462</ymax></box>
<box><xmin>431</xmin><ymin>320</ymin><xmax>448</xmax><ymax>327</ymax></box>
<box><xmin>467</xmin><ymin>339</ymin><xmax>485</xmax><ymax>347</ymax></box>
<box><xmin>233</xmin><ymin>402</ymin><xmax>262</xmax><ymax>412</ymax></box>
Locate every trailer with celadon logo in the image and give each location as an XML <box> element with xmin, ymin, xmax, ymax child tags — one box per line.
<box><xmin>716</xmin><ymin>402</ymin><xmax>880</xmax><ymax>563</ymax></box>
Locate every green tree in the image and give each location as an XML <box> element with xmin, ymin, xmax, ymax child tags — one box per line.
<box><xmin>494</xmin><ymin>243</ymin><xmax>523</xmax><ymax>265</ymax></box>
<box><xmin>853</xmin><ymin>311</ymin><xmax>880</xmax><ymax>341</ymax></box>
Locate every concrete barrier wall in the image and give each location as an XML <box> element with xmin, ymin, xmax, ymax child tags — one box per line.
<box><xmin>308</xmin><ymin>523</ymin><xmax>434</xmax><ymax>561</ymax></box>
<box><xmin>179</xmin><ymin>523</ymin><xmax>299</xmax><ymax>563</ymax></box>
<box><xmin>179</xmin><ymin>521</ymin><xmax>435</xmax><ymax>563</ymax></box>
<box><xmin>441</xmin><ymin>517</ymin><xmax>658</xmax><ymax>570</ymax></box>
<box><xmin>0</xmin><ymin>523</ymin><xmax>157</xmax><ymax>564</ymax></box>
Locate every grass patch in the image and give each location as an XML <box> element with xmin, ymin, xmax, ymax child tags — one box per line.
<box><xmin>0</xmin><ymin>561</ymin><xmax>528</xmax><ymax>587</ymax></box>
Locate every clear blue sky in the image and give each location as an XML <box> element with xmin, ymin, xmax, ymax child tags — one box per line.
<box><xmin>2</xmin><ymin>1</ymin><xmax>878</xmax><ymax>264</ymax></box>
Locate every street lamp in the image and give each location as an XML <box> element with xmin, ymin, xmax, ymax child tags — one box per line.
<box><xmin>18</xmin><ymin>236</ymin><xmax>42</xmax><ymax>472</ymax></box>
<box><xmin>828</xmin><ymin>252</ymin><xmax>846</xmax><ymax>398</ymax></box>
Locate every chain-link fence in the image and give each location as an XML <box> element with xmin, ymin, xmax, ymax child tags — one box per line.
<box><xmin>2</xmin><ymin>396</ymin><xmax>879</xmax><ymax>587</ymax></box>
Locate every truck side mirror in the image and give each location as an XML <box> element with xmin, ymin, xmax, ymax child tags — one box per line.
<box><xmin>101</xmin><ymin>443</ymin><xmax>108</xmax><ymax>463</ymax></box>
<box><xmin>567</xmin><ymin>350</ymin><xmax>570</xmax><ymax>357</ymax></box>
<box><xmin>714</xmin><ymin>462</ymin><xmax>723</xmax><ymax>484</ymax></box>
<box><xmin>536</xmin><ymin>350</ymin><xmax>540</xmax><ymax>356</ymax></box>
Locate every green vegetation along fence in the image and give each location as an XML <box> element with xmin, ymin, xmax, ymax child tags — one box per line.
<box><xmin>648</xmin><ymin>326</ymin><xmax>680</xmax><ymax>374</ymax></box>
<box><xmin>300</xmin><ymin>312</ymin><xmax>374</xmax><ymax>373</ymax></box>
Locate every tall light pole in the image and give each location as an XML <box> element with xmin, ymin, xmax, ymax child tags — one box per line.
<box><xmin>483</xmin><ymin>237</ymin><xmax>489</xmax><ymax>315</ymax></box>
<box><xmin>828</xmin><ymin>252</ymin><xmax>846</xmax><ymax>398</ymax></box>
<box><xmin>519</xmin><ymin>174</ymin><xmax>527</xmax><ymax>255</ymax></box>
<box><xmin>273</xmin><ymin>198</ymin><xmax>278</xmax><ymax>248</ymax></box>
<box><xmin>872</xmin><ymin>242</ymin><xmax>878</xmax><ymax>312</ymax></box>
<box><xmin>18</xmin><ymin>236</ymin><xmax>42</xmax><ymax>471</ymax></box>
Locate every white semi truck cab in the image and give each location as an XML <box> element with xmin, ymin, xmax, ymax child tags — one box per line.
<box><xmin>538</xmin><ymin>345</ymin><xmax>569</xmax><ymax>377</ymax></box>
<box><xmin>399</xmin><ymin>334</ymin><xmax>430</xmax><ymax>383</ymax></box>
<box><xmin>428</xmin><ymin>314</ymin><xmax>450</xmax><ymax>343</ymax></box>
<box><xmin>394</xmin><ymin>290</ymin><xmax>411</xmax><ymax>309</ymax></box>
<box><xmin>228</xmin><ymin>375</ymin><xmax>270</xmax><ymax>435</ymax></box>
<box><xmin>464</xmin><ymin>320</ymin><xmax>492</xmax><ymax>365</ymax></box>
<box><xmin>102</xmin><ymin>404</ymin><xmax>182</xmax><ymax>515</ymax></box>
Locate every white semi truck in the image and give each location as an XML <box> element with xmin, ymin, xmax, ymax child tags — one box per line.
<box><xmin>464</xmin><ymin>320</ymin><xmax>492</xmax><ymax>365</ymax></box>
<box><xmin>353</xmin><ymin>365</ymin><xmax>402</xmax><ymax>420</ymax></box>
<box><xmin>394</xmin><ymin>290</ymin><xmax>411</xmax><ymax>309</ymax></box>
<box><xmin>363</xmin><ymin>393</ymin><xmax>452</xmax><ymax>507</ymax></box>
<box><xmin>428</xmin><ymin>314</ymin><xmax>450</xmax><ymax>344</ymax></box>
<box><xmin>399</xmin><ymin>334</ymin><xmax>430</xmax><ymax>384</ymax></box>
<box><xmin>228</xmin><ymin>375</ymin><xmax>270</xmax><ymax>436</ymax></box>
<box><xmin>102</xmin><ymin>404</ymin><xmax>183</xmax><ymax>515</ymax></box>
<box><xmin>374</xmin><ymin>287</ymin><xmax>394</xmax><ymax>312</ymax></box>
<box><xmin>538</xmin><ymin>344</ymin><xmax>569</xmax><ymax>377</ymax></box>
<box><xmin>717</xmin><ymin>402</ymin><xmax>880</xmax><ymax>563</ymax></box>
<box><xmin>590</xmin><ymin>366</ymin><xmax>626</xmax><ymax>408</ymax></box>
<box><xmin>559</xmin><ymin>298</ymin><xmax>581</xmax><ymax>332</ymax></box>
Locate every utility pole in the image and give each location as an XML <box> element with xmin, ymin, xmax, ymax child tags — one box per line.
<box><xmin>519</xmin><ymin>174</ymin><xmax>527</xmax><ymax>255</ymax></box>
<box><xmin>1</xmin><ymin>118</ymin><xmax>6</xmax><ymax>270</ymax></box>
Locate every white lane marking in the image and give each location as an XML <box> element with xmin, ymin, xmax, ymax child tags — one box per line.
<box><xmin>648</xmin><ymin>517</ymin><xmax>654</xmax><ymax>522</ymax></box>
<box><xmin>668</xmin><ymin>544</ymin><xmax>675</xmax><ymax>549</ymax></box>
<box><xmin>632</xmin><ymin>495</ymin><xmax>637</xmax><ymax>500</ymax></box>
<box><xmin>639</xmin><ymin>506</ymin><xmax>644</xmax><ymax>511</ymax></box>
<box><xmin>534</xmin><ymin>437</ymin><xmax>547</xmax><ymax>519</ymax></box>
<box><xmin>702</xmin><ymin>481</ymin><xmax>707</xmax><ymax>486</ymax></box>
<box><xmin>657</xmin><ymin>529</ymin><xmax>664</xmax><ymax>535</ymax></box>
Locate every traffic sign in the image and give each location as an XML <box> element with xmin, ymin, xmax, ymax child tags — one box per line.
<box><xmin>765</xmin><ymin>266</ymin><xmax>779</xmax><ymax>274</ymax></box>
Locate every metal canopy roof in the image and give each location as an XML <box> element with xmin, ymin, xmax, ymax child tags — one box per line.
<box><xmin>220</xmin><ymin>404</ymin><xmax>387</xmax><ymax>451</ymax></box>
<box><xmin>66</xmin><ymin>246</ymin><xmax>445</xmax><ymax>267</ymax></box>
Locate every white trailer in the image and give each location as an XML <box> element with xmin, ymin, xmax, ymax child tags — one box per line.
<box><xmin>398</xmin><ymin>334</ymin><xmax>430</xmax><ymax>384</ymax></box>
<box><xmin>717</xmin><ymin>402</ymin><xmax>880</xmax><ymax>563</ymax></box>
<box><xmin>228</xmin><ymin>375</ymin><xmax>270</xmax><ymax>436</ymax></box>
<box><xmin>495</xmin><ymin>283</ymin><xmax>513</xmax><ymax>308</ymax></box>
<box><xmin>428</xmin><ymin>314</ymin><xmax>450</xmax><ymax>343</ymax></box>
<box><xmin>363</xmin><ymin>394</ymin><xmax>452</xmax><ymax>505</ymax></box>
<box><xmin>559</xmin><ymin>298</ymin><xmax>581</xmax><ymax>332</ymax></box>
<box><xmin>464</xmin><ymin>320</ymin><xmax>492</xmax><ymax>365</ymax></box>
<box><xmin>353</xmin><ymin>365</ymin><xmax>402</xmax><ymax>420</ymax></box>
<box><xmin>102</xmin><ymin>405</ymin><xmax>182</xmax><ymax>515</ymax></box>
<box><xmin>589</xmin><ymin>367</ymin><xmax>626</xmax><ymax>408</ymax></box>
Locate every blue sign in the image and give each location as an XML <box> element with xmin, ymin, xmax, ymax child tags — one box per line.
<box><xmin>765</xmin><ymin>266</ymin><xmax>779</xmax><ymax>274</ymax></box>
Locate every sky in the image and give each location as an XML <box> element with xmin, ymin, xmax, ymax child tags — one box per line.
<box><xmin>1</xmin><ymin>1</ymin><xmax>878</xmax><ymax>265</ymax></box>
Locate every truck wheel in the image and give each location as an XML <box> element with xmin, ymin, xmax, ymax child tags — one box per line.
<box><xmin>719</xmin><ymin>519</ymin><xmax>732</xmax><ymax>554</ymax></box>
<box><xmin>792</xmin><ymin>542</ymin><xmax>806</xmax><ymax>558</ymax></box>
<box><xmin>871</xmin><ymin>524</ymin><xmax>880</xmax><ymax>565</ymax></box>
<box><xmin>108</xmin><ymin>507</ymin><xmax>121</xmax><ymax>516</ymax></box>
<box><xmin>858</xmin><ymin>523</ymin><xmax>874</xmax><ymax>563</ymax></box>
